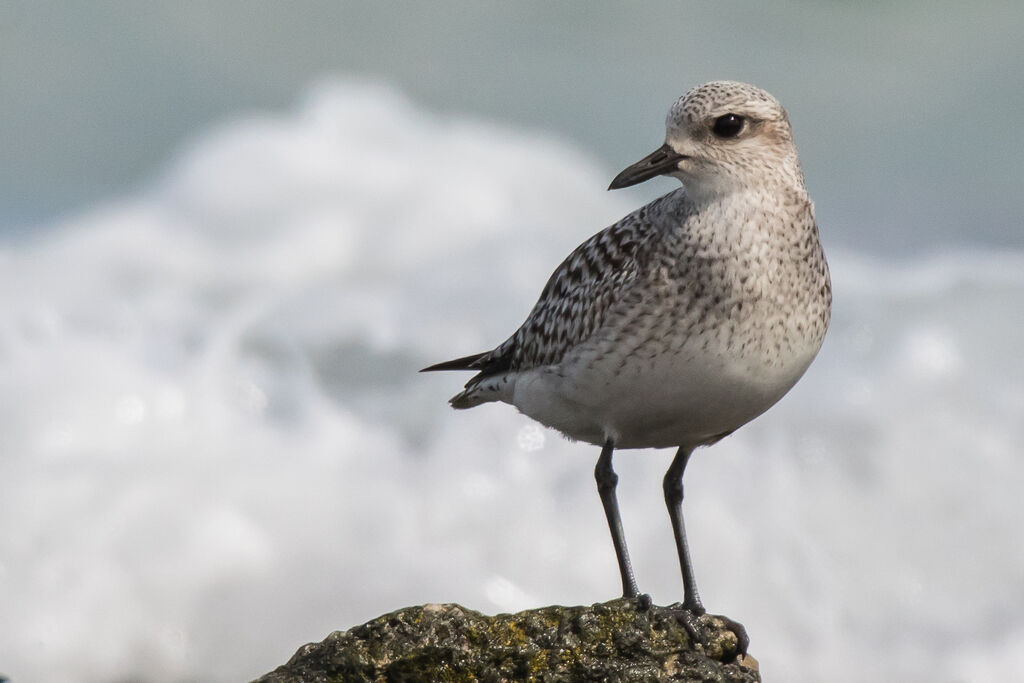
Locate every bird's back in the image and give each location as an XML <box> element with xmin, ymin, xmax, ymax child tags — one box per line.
<box><xmin>431</xmin><ymin>189</ymin><xmax>684</xmax><ymax>407</ymax></box>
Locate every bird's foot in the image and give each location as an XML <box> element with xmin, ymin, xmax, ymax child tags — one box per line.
<box><xmin>613</xmin><ymin>592</ymin><xmax>654</xmax><ymax>611</ymax></box>
<box><xmin>665</xmin><ymin>603</ymin><xmax>750</xmax><ymax>660</ymax></box>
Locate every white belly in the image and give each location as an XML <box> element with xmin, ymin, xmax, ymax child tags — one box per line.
<box><xmin>511</xmin><ymin>336</ymin><xmax>820</xmax><ymax>449</ymax></box>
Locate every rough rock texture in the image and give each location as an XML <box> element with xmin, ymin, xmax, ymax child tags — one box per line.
<box><xmin>254</xmin><ymin>598</ymin><xmax>760</xmax><ymax>682</ymax></box>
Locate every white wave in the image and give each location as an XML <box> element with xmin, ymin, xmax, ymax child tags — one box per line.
<box><xmin>0</xmin><ymin>79</ymin><xmax>1021</xmax><ymax>682</ymax></box>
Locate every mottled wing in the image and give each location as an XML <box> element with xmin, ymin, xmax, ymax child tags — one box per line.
<box><xmin>466</xmin><ymin>214</ymin><xmax>649</xmax><ymax>383</ymax></box>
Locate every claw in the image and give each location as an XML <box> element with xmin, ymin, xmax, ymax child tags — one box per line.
<box><xmin>666</xmin><ymin>603</ymin><xmax>749</xmax><ymax>659</ymax></box>
<box><xmin>717</xmin><ymin>614</ymin><xmax>750</xmax><ymax>655</ymax></box>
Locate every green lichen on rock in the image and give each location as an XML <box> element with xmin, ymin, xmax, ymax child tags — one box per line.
<box><xmin>254</xmin><ymin>598</ymin><xmax>760</xmax><ymax>682</ymax></box>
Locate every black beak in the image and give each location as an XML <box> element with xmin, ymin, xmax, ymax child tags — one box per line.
<box><xmin>608</xmin><ymin>143</ymin><xmax>687</xmax><ymax>190</ymax></box>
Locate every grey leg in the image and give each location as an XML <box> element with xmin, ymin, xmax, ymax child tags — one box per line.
<box><xmin>595</xmin><ymin>439</ymin><xmax>640</xmax><ymax>598</ymax></box>
<box><xmin>664</xmin><ymin>446</ymin><xmax>750</xmax><ymax>653</ymax></box>
<box><xmin>663</xmin><ymin>446</ymin><xmax>703</xmax><ymax>613</ymax></box>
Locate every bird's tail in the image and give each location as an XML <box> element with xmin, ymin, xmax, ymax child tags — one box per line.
<box><xmin>448</xmin><ymin>374</ymin><xmax>509</xmax><ymax>409</ymax></box>
<box><xmin>421</xmin><ymin>351</ymin><xmax>509</xmax><ymax>409</ymax></box>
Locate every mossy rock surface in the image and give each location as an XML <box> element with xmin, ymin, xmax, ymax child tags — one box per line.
<box><xmin>254</xmin><ymin>598</ymin><xmax>760</xmax><ymax>682</ymax></box>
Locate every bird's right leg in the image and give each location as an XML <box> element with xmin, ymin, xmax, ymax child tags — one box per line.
<box><xmin>595</xmin><ymin>439</ymin><xmax>641</xmax><ymax>599</ymax></box>
<box><xmin>664</xmin><ymin>445</ymin><xmax>750</xmax><ymax>654</ymax></box>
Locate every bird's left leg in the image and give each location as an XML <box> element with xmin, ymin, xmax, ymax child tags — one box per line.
<box><xmin>595</xmin><ymin>439</ymin><xmax>641</xmax><ymax>600</ymax></box>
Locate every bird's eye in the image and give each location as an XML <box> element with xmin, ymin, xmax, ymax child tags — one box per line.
<box><xmin>712</xmin><ymin>113</ymin><xmax>745</xmax><ymax>138</ymax></box>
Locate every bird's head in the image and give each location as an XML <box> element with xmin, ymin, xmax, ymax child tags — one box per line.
<box><xmin>609</xmin><ymin>81</ymin><xmax>805</xmax><ymax>200</ymax></box>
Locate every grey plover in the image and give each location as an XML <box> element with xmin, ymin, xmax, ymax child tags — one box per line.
<box><xmin>423</xmin><ymin>81</ymin><xmax>831</xmax><ymax>649</ymax></box>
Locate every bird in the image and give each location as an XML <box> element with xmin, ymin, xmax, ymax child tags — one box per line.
<box><xmin>422</xmin><ymin>81</ymin><xmax>831</xmax><ymax>650</ymax></box>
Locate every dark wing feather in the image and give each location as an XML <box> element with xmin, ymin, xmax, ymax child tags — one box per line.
<box><xmin>420</xmin><ymin>352</ymin><xmax>489</xmax><ymax>373</ymax></box>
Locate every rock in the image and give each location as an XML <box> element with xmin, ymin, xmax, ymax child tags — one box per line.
<box><xmin>254</xmin><ymin>598</ymin><xmax>760</xmax><ymax>682</ymax></box>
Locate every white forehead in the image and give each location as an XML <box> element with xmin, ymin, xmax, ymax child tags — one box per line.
<box><xmin>667</xmin><ymin>81</ymin><xmax>786</xmax><ymax>128</ymax></box>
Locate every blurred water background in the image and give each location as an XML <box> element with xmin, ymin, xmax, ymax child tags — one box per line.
<box><xmin>1</xmin><ymin>2</ymin><xmax>1022</xmax><ymax>681</ymax></box>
